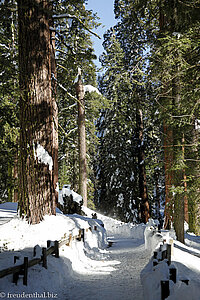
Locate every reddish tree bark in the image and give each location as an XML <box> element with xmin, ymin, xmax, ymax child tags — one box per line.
<box><xmin>182</xmin><ymin>135</ymin><xmax>188</xmax><ymax>223</ymax></box>
<box><xmin>163</xmin><ymin>124</ymin><xmax>174</xmax><ymax>229</ymax></box>
<box><xmin>136</xmin><ymin>107</ymin><xmax>150</xmax><ymax>224</ymax></box>
<box><xmin>17</xmin><ymin>0</ymin><xmax>58</xmax><ymax>224</ymax></box>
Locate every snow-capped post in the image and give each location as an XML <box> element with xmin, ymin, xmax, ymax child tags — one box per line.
<box><xmin>75</xmin><ymin>68</ymin><xmax>87</xmax><ymax>207</ymax></box>
<box><xmin>47</xmin><ymin>240</ymin><xmax>51</xmax><ymax>248</ymax></box>
<box><xmin>54</xmin><ymin>240</ymin><xmax>59</xmax><ymax>258</ymax></box>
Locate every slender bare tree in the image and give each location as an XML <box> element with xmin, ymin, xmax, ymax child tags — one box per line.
<box><xmin>75</xmin><ymin>69</ymin><xmax>87</xmax><ymax>206</ymax></box>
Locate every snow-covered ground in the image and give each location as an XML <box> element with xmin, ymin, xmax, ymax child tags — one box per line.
<box><xmin>142</xmin><ymin>224</ymin><xmax>200</xmax><ymax>300</ymax></box>
<box><xmin>0</xmin><ymin>203</ymin><xmax>200</xmax><ymax>300</ymax></box>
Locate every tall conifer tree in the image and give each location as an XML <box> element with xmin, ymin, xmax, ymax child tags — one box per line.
<box><xmin>96</xmin><ymin>31</ymin><xmax>140</xmax><ymax>222</ymax></box>
<box><xmin>0</xmin><ymin>0</ymin><xmax>18</xmax><ymax>203</ymax></box>
<box><xmin>17</xmin><ymin>0</ymin><xmax>58</xmax><ymax>224</ymax></box>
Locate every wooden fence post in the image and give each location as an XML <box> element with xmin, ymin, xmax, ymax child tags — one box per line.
<box><xmin>153</xmin><ymin>251</ymin><xmax>158</xmax><ymax>259</ymax></box>
<box><xmin>169</xmin><ymin>238</ymin><xmax>174</xmax><ymax>256</ymax></box>
<box><xmin>169</xmin><ymin>266</ymin><xmax>176</xmax><ymax>283</ymax></box>
<box><xmin>54</xmin><ymin>241</ymin><xmax>59</xmax><ymax>258</ymax></box>
<box><xmin>42</xmin><ymin>247</ymin><xmax>47</xmax><ymax>269</ymax></box>
<box><xmin>81</xmin><ymin>229</ymin><xmax>85</xmax><ymax>242</ymax></box>
<box><xmin>167</xmin><ymin>244</ymin><xmax>171</xmax><ymax>265</ymax></box>
<box><xmin>153</xmin><ymin>259</ymin><xmax>158</xmax><ymax>267</ymax></box>
<box><xmin>13</xmin><ymin>256</ymin><xmax>20</xmax><ymax>284</ymax></box>
<box><xmin>162</xmin><ymin>250</ymin><xmax>167</xmax><ymax>261</ymax></box>
<box><xmin>14</xmin><ymin>256</ymin><xmax>19</xmax><ymax>263</ymax></box>
<box><xmin>33</xmin><ymin>246</ymin><xmax>37</xmax><ymax>257</ymax></box>
<box><xmin>161</xmin><ymin>280</ymin><xmax>169</xmax><ymax>300</ymax></box>
<box><xmin>23</xmin><ymin>257</ymin><xmax>28</xmax><ymax>286</ymax></box>
<box><xmin>78</xmin><ymin>229</ymin><xmax>82</xmax><ymax>241</ymax></box>
<box><xmin>69</xmin><ymin>233</ymin><xmax>72</xmax><ymax>246</ymax></box>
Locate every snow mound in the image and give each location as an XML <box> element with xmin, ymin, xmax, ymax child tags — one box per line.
<box><xmin>82</xmin><ymin>206</ymin><xmax>145</xmax><ymax>240</ymax></box>
<box><xmin>58</xmin><ymin>185</ymin><xmax>82</xmax><ymax>205</ymax></box>
<box><xmin>0</xmin><ymin>203</ymin><xmax>120</xmax><ymax>298</ymax></box>
<box><xmin>141</xmin><ymin>221</ymin><xmax>200</xmax><ymax>300</ymax></box>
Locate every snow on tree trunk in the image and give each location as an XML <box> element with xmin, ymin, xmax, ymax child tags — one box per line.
<box><xmin>17</xmin><ymin>0</ymin><xmax>58</xmax><ymax>224</ymax></box>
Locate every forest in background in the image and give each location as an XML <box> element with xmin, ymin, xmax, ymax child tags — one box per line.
<box><xmin>0</xmin><ymin>0</ymin><xmax>199</xmax><ymax>243</ymax></box>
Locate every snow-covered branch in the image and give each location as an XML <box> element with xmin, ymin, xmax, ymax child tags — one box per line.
<box><xmin>84</xmin><ymin>85</ymin><xmax>101</xmax><ymax>95</ymax></box>
<box><xmin>0</xmin><ymin>43</ymin><xmax>10</xmax><ymax>50</ymax></box>
<box><xmin>60</xmin><ymin>103</ymin><xmax>77</xmax><ymax>112</ymax></box>
<box><xmin>52</xmin><ymin>72</ymin><xmax>84</xmax><ymax>109</ymax></box>
<box><xmin>53</xmin><ymin>13</ymin><xmax>75</xmax><ymax>19</ymax></box>
<box><xmin>53</xmin><ymin>14</ymin><xmax>101</xmax><ymax>39</ymax></box>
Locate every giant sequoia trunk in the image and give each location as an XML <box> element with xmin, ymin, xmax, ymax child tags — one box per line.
<box><xmin>17</xmin><ymin>0</ymin><xmax>58</xmax><ymax>224</ymax></box>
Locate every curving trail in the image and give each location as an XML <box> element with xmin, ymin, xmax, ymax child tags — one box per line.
<box><xmin>64</xmin><ymin>238</ymin><xmax>150</xmax><ymax>300</ymax></box>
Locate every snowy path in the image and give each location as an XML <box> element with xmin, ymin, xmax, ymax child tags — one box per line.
<box><xmin>0</xmin><ymin>203</ymin><xmax>18</xmax><ymax>225</ymax></box>
<box><xmin>63</xmin><ymin>238</ymin><xmax>150</xmax><ymax>300</ymax></box>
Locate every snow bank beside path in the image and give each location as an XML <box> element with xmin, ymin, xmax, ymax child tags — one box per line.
<box><xmin>0</xmin><ymin>202</ymin><xmax>146</xmax><ymax>299</ymax></box>
<box><xmin>144</xmin><ymin>219</ymin><xmax>176</xmax><ymax>253</ymax></box>
<box><xmin>141</xmin><ymin>248</ymin><xmax>200</xmax><ymax>300</ymax></box>
<box><xmin>141</xmin><ymin>222</ymin><xmax>200</xmax><ymax>300</ymax></box>
<box><xmin>82</xmin><ymin>206</ymin><xmax>146</xmax><ymax>240</ymax></box>
<box><xmin>0</xmin><ymin>203</ymin><xmax>119</xmax><ymax>298</ymax></box>
<box><xmin>2</xmin><ymin>203</ymin><xmax>200</xmax><ymax>300</ymax></box>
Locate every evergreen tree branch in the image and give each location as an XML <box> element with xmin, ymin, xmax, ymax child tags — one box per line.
<box><xmin>58</xmin><ymin>122</ymin><xmax>78</xmax><ymax>138</ymax></box>
<box><xmin>53</xmin><ymin>14</ymin><xmax>101</xmax><ymax>39</ymax></box>
<box><xmin>53</xmin><ymin>68</ymin><xmax>84</xmax><ymax>109</ymax></box>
